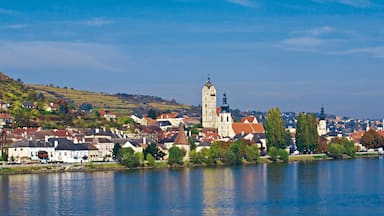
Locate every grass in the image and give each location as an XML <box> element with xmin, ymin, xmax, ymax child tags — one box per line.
<box><xmin>85</xmin><ymin>162</ymin><xmax>125</xmax><ymax>170</ymax></box>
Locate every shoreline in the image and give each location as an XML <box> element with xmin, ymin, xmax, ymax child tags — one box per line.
<box><xmin>0</xmin><ymin>153</ymin><xmax>382</xmax><ymax>175</ymax></box>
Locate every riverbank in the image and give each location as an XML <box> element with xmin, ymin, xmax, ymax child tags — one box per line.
<box><xmin>0</xmin><ymin>152</ymin><xmax>382</xmax><ymax>175</ymax></box>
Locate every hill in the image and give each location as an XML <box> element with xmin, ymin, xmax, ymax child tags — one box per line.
<box><xmin>28</xmin><ymin>84</ymin><xmax>191</xmax><ymax>116</ymax></box>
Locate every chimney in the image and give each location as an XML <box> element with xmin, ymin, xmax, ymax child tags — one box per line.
<box><xmin>143</xmin><ymin>137</ymin><xmax>147</xmax><ymax>145</ymax></box>
<box><xmin>54</xmin><ymin>140</ymin><xmax>59</xmax><ymax>148</ymax></box>
<box><xmin>95</xmin><ymin>128</ymin><xmax>100</xmax><ymax>134</ymax></box>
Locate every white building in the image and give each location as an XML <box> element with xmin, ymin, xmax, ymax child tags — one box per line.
<box><xmin>218</xmin><ymin>93</ymin><xmax>235</xmax><ymax>138</ymax></box>
<box><xmin>318</xmin><ymin>106</ymin><xmax>327</xmax><ymax>136</ymax></box>
<box><xmin>49</xmin><ymin>138</ymin><xmax>98</xmax><ymax>163</ymax></box>
<box><xmin>8</xmin><ymin>140</ymin><xmax>55</xmax><ymax>163</ymax></box>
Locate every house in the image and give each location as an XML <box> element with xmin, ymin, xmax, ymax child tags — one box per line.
<box><xmin>98</xmin><ymin>110</ymin><xmax>117</xmax><ymax>121</ymax></box>
<box><xmin>45</xmin><ymin>102</ymin><xmax>57</xmax><ymax>112</ymax></box>
<box><xmin>86</xmin><ymin>137</ymin><xmax>115</xmax><ymax>161</ymax></box>
<box><xmin>232</xmin><ymin>123</ymin><xmax>265</xmax><ymax>136</ymax></box>
<box><xmin>22</xmin><ymin>102</ymin><xmax>36</xmax><ymax>110</ymax></box>
<box><xmin>121</xmin><ymin>139</ymin><xmax>144</xmax><ymax>153</ymax></box>
<box><xmin>241</xmin><ymin>116</ymin><xmax>259</xmax><ymax>124</ymax></box>
<box><xmin>8</xmin><ymin>140</ymin><xmax>55</xmax><ymax>163</ymax></box>
<box><xmin>0</xmin><ymin>100</ymin><xmax>10</xmax><ymax>111</ymax></box>
<box><xmin>0</xmin><ymin>113</ymin><xmax>13</xmax><ymax>127</ymax></box>
<box><xmin>156</xmin><ymin>112</ymin><xmax>183</xmax><ymax>127</ymax></box>
<box><xmin>48</xmin><ymin>138</ymin><xmax>98</xmax><ymax>163</ymax></box>
<box><xmin>196</xmin><ymin>140</ymin><xmax>211</xmax><ymax>152</ymax></box>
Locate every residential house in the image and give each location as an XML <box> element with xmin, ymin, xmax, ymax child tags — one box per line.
<box><xmin>8</xmin><ymin>140</ymin><xmax>55</xmax><ymax>163</ymax></box>
<box><xmin>49</xmin><ymin>138</ymin><xmax>98</xmax><ymax>163</ymax></box>
<box><xmin>22</xmin><ymin>102</ymin><xmax>36</xmax><ymax>110</ymax></box>
<box><xmin>98</xmin><ymin>110</ymin><xmax>117</xmax><ymax>121</ymax></box>
<box><xmin>0</xmin><ymin>113</ymin><xmax>13</xmax><ymax>127</ymax></box>
<box><xmin>121</xmin><ymin>139</ymin><xmax>144</xmax><ymax>153</ymax></box>
<box><xmin>86</xmin><ymin>137</ymin><xmax>115</xmax><ymax>161</ymax></box>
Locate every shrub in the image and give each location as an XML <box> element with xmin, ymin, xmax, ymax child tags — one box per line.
<box><xmin>268</xmin><ymin>147</ymin><xmax>278</xmax><ymax>161</ymax></box>
<box><xmin>147</xmin><ymin>154</ymin><xmax>156</xmax><ymax>167</ymax></box>
<box><xmin>278</xmin><ymin>149</ymin><xmax>289</xmax><ymax>162</ymax></box>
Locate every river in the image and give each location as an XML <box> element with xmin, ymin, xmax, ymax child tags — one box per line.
<box><xmin>1</xmin><ymin>158</ymin><xmax>384</xmax><ymax>216</ymax></box>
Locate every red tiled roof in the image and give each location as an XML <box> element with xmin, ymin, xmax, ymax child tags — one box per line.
<box><xmin>232</xmin><ymin>123</ymin><xmax>265</xmax><ymax>135</ymax></box>
<box><xmin>157</xmin><ymin>112</ymin><xmax>178</xmax><ymax>119</ymax></box>
<box><xmin>241</xmin><ymin>116</ymin><xmax>257</xmax><ymax>123</ymax></box>
<box><xmin>0</xmin><ymin>113</ymin><xmax>13</xmax><ymax>119</ymax></box>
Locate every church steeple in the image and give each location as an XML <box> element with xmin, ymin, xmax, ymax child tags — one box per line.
<box><xmin>320</xmin><ymin>105</ymin><xmax>326</xmax><ymax>120</ymax></box>
<box><xmin>220</xmin><ymin>93</ymin><xmax>230</xmax><ymax>113</ymax></box>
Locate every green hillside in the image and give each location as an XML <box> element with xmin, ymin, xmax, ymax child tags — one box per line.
<box><xmin>0</xmin><ymin>71</ymin><xmax>193</xmax><ymax>128</ymax></box>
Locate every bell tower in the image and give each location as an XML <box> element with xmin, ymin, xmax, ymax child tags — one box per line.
<box><xmin>202</xmin><ymin>77</ymin><xmax>217</xmax><ymax>128</ymax></box>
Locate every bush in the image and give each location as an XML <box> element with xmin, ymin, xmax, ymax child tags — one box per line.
<box><xmin>147</xmin><ymin>154</ymin><xmax>156</xmax><ymax>167</ymax></box>
<box><xmin>244</xmin><ymin>145</ymin><xmax>259</xmax><ymax>162</ymax></box>
<box><xmin>278</xmin><ymin>149</ymin><xmax>289</xmax><ymax>162</ymax></box>
<box><xmin>168</xmin><ymin>146</ymin><xmax>185</xmax><ymax>166</ymax></box>
<box><xmin>268</xmin><ymin>147</ymin><xmax>278</xmax><ymax>161</ymax></box>
<box><xmin>328</xmin><ymin>143</ymin><xmax>345</xmax><ymax>159</ymax></box>
<box><xmin>189</xmin><ymin>150</ymin><xmax>204</xmax><ymax>165</ymax></box>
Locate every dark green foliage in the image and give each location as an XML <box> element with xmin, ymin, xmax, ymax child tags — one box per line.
<box><xmin>147</xmin><ymin>108</ymin><xmax>160</xmax><ymax>119</ymax></box>
<box><xmin>112</xmin><ymin>143</ymin><xmax>121</xmax><ymax>160</ymax></box>
<box><xmin>189</xmin><ymin>150</ymin><xmax>205</xmax><ymax>164</ymax></box>
<box><xmin>168</xmin><ymin>146</ymin><xmax>185</xmax><ymax>165</ymax></box>
<box><xmin>223</xmin><ymin>142</ymin><xmax>242</xmax><ymax>165</ymax></box>
<box><xmin>296</xmin><ymin>113</ymin><xmax>319</xmax><ymax>153</ymax></box>
<box><xmin>189</xmin><ymin>138</ymin><xmax>197</xmax><ymax>151</ymax></box>
<box><xmin>265</xmin><ymin>108</ymin><xmax>287</xmax><ymax>149</ymax></box>
<box><xmin>144</xmin><ymin>142</ymin><xmax>165</xmax><ymax>160</ymax></box>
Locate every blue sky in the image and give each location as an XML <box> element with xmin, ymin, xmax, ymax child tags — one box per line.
<box><xmin>1</xmin><ymin>0</ymin><xmax>384</xmax><ymax>119</ymax></box>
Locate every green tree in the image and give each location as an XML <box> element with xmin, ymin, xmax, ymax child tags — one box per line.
<box><xmin>244</xmin><ymin>145</ymin><xmax>259</xmax><ymax>162</ymax></box>
<box><xmin>189</xmin><ymin>150</ymin><xmax>204</xmax><ymax>165</ymax></box>
<box><xmin>265</xmin><ymin>108</ymin><xmax>287</xmax><ymax>149</ymax></box>
<box><xmin>278</xmin><ymin>149</ymin><xmax>289</xmax><ymax>162</ymax></box>
<box><xmin>118</xmin><ymin>147</ymin><xmax>141</xmax><ymax>168</ymax></box>
<box><xmin>147</xmin><ymin>154</ymin><xmax>156</xmax><ymax>167</ymax></box>
<box><xmin>328</xmin><ymin>143</ymin><xmax>345</xmax><ymax>159</ymax></box>
<box><xmin>268</xmin><ymin>146</ymin><xmax>278</xmax><ymax>161</ymax></box>
<box><xmin>112</xmin><ymin>143</ymin><xmax>121</xmax><ymax>160</ymax></box>
<box><xmin>144</xmin><ymin>142</ymin><xmax>161</xmax><ymax>160</ymax></box>
<box><xmin>223</xmin><ymin>142</ymin><xmax>242</xmax><ymax>165</ymax></box>
<box><xmin>296</xmin><ymin>113</ymin><xmax>319</xmax><ymax>153</ymax></box>
<box><xmin>168</xmin><ymin>146</ymin><xmax>185</xmax><ymax>166</ymax></box>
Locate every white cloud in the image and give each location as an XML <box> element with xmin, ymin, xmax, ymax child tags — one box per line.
<box><xmin>291</xmin><ymin>26</ymin><xmax>335</xmax><ymax>37</ymax></box>
<box><xmin>313</xmin><ymin>0</ymin><xmax>373</xmax><ymax>8</ymax></box>
<box><xmin>281</xmin><ymin>37</ymin><xmax>325</xmax><ymax>51</ymax></box>
<box><xmin>77</xmin><ymin>17</ymin><xmax>115</xmax><ymax>26</ymax></box>
<box><xmin>0</xmin><ymin>41</ymin><xmax>130</xmax><ymax>72</ymax></box>
<box><xmin>6</xmin><ymin>24</ymin><xmax>26</xmax><ymax>29</ymax></box>
<box><xmin>0</xmin><ymin>8</ymin><xmax>18</xmax><ymax>15</ymax></box>
<box><xmin>226</xmin><ymin>0</ymin><xmax>257</xmax><ymax>8</ymax></box>
<box><xmin>331</xmin><ymin>46</ymin><xmax>384</xmax><ymax>58</ymax></box>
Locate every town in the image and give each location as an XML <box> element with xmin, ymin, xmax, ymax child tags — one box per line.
<box><xmin>1</xmin><ymin>74</ymin><xmax>384</xmax><ymax>167</ymax></box>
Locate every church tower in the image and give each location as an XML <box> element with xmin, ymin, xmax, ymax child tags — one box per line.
<box><xmin>318</xmin><ymin>105</ymin><xmax>327</xmax><ymax>136</ymax></box>
<box><xmin>202</xmin><ymin>77</ymin><xmax>218</xmax><ymax>128</ymax></box>
<box><xmin>218</xmin><ymin>93</ymin><xmax>234</xmax><ymax>138</ymax></box>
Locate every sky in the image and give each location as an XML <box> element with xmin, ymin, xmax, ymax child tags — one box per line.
<box><xmin>1</xmin><ymin>0</ymin><xmax>384</xmax><ymax>119</ymax></box>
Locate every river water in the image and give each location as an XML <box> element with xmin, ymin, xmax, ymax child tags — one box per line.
<box><xmin>1</xmin><ymin>158</ymin><xmax>384</xmax><ymax>216</ymax></box>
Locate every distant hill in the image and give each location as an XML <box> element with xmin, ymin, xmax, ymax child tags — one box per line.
<box><xmin>0</xmin><ymin>72</ymin><xmax>193</xmax><ymax>116</ymax></box>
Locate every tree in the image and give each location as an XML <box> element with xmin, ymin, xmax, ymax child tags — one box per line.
<box><xmin>144</xmin><ymin>142</ymin><xmax>162</xmax><ymax>160</ymax></box>
<box><xmin>265</xmin><ymin>108</ymin><xmax>287</xmax><ymax>149</ymax></box>
<box><xmin>147</xmin><ymin>154</ymin><xmax>156</xmax><ymax>167</ymax></box>
<box><xmin>118</xmin><ymin>147</ymin><xmax>141</xmax><ymax>168</ymax></box>
<box><xmin>112</xmin><ymin>143</ymin><xmax>121</xmax><ymax>160</ymax></box>
<box><xmin>268</xmin><ymin>146</ymin><xmax>278</xmax><ymax>161</ymax></box>
<box><xmin>278</xmin><ymin>149</ymin><xmax>289</xmax><ymax>162</ymax></box>
<box><xmin>361</xmin><ymin>129</ymin><xmax>384</xmax><ymax>149</ymax></box>
<box><xmin>168</xmin><ymin>146</ymin><xmax>185</xmax><ymax>166</ymax></box>
<box><xmin>328</xmin><ymin>143</ymin><xmax>345</xmax><ymax>159</ymax></box>
<box><xmin>244</xmin><ymin>145</ymin><xmax>259</xmax><ymax>162</ymax></box>
<box><xmin>296</xmin><ymin>113</ymin><xmax>319</xmax><ymax>153</ymax></box>
<box><xmin>223</xmin><ymin>142</ymin><xmax>242</xmax><ymax>165</ymax></box>
<box><xmin>189</xmin><ymin>150</ymin><xmax>204</xmax><ymax>165</ymax></box>
<box><xmin>330</xmin><ymin>137</ymin><xmax>356</xmax><ymax>158</ymax></box>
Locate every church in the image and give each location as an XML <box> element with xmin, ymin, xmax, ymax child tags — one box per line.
<box><xmin>201</xmin><ymin>78</ymin><xmax>265</xmax><ymax>138</ymax></box>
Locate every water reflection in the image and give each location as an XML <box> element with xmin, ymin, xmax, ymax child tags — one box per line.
<box><xmin>1</xmin><ymin>159</ymin><xmax>384</xmax><ymax>216</ymax></box>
